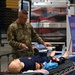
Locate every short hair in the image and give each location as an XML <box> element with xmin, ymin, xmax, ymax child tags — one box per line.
<box><xmin>18</xmin><ymin>9</ymin><xmax>28</xmax><ymax>18</ymax></box>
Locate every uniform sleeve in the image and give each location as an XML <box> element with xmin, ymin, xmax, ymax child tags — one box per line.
<box><xmin>30</xmin><ymin>24</ymin><xmax>44</xmax><ymax>44</ymax></box>
<box><xmin>7</xmin><ymin>25</ymin><xmax>22</xmax><ymax>49</ymax></box>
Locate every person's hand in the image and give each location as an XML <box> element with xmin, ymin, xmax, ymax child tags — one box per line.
<box><xmin>44</xmin><ymin>42</ymin><xmax>52</xmax><ymax>47</ymax></box>
<box><xmin>21</xmin><ymin>44</ymin><xmax>28</xmax><ymax>50</ymax></box>
<box><xmin>52</xmin><ymin>57</ymin><xmax>59</xmax><ymax>62</ymax></box>
<box><xmin>35</xmin><ymin>69</ymin><xmax>49</xmax><ymax>74</ymax></box>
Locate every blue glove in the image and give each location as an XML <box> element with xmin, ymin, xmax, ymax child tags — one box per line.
<box><xmin>42</xmin><ymin>62</ymin><xmax>58</xmax><ymax>70</ymax></box>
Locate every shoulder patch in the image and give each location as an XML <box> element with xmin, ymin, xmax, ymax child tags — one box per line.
<box><xmin>28</xmin><ymin>57</ymin><xmax>31</xmax><ymax>60</ymax></box>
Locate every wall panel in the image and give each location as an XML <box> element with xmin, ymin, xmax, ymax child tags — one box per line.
<box><xmin>6</xmin><ymin>0</ymin><xmax>19</xmax><ymax>8</ymax></box>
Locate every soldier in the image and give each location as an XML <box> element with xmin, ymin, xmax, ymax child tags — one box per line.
<box><xmin>7</xmin><ymin>9</ymin><xmax>52</xmax><ymax>59</ymax></box>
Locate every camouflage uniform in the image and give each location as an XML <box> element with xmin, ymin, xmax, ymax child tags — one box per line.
<box><xmin>7</xmin><ymin>21</ymin><xmax>44</xmax><ymax>58</ymax></box>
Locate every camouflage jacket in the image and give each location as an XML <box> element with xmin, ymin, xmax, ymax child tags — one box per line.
<box><xmin>7</xmin><ymin>21</ymin><xmax>44</xmax><ymax>58</ymax></box>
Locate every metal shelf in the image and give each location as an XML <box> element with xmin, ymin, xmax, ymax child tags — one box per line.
<box><xmin>31</xmin><ymin>22</ymin><xmax>66</xmax><ymax>28</ymax></box>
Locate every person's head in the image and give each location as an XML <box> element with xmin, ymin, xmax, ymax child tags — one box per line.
<box><xmin>17</xmin><ymin>9</ymin><xmax>28</xmax><ymax>24</ymax></box>
<box><xmin>8</xmin><ymin>59</ymin><xmax>24</xmax><ymax>73</ymax></box>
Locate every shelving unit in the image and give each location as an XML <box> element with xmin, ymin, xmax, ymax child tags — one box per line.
<box><xmin>31</xmin><ymin>1</ymin><xmax>67</xmax><ymax>49</ymax></box>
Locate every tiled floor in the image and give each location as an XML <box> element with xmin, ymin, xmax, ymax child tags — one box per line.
<box><xmin>0</xmin><ymin>44</ymin><xmax>13</xmax><ymax>71</ymax></box>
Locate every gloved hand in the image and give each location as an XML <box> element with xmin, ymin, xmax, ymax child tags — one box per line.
<box><xmin>42</xmin><ymin>62</ymin><xmax>58</xmax><ymax>70</ymax></box>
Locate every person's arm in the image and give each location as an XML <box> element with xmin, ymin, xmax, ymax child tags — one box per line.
<box><xmin>26</xmin><ymin>23</ymin><xmax>52</xmax><ymax>47</ymax></box>
<box><xmin>34</xmin><ymin>69</ymin><xmax>49</xmax><ymax>75</ymax></box>
<box><xmin>7</xmin><ymin>24</ymin><xmax>28</xmax><ymax>50</ymax></box>
<box><xmin>29</xmin><ymin>23</ymin><xmax>44</xmax><ymax>44</ymax></box>
<box><xmin>31</xmin><ymin>26</ymin><xmax>52</xmax><ymax>46</ymax></box>
<box><xmin>52</xmin><ymin>57</ymin><xmax>66</xmax><ymax>65</ymax></box>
